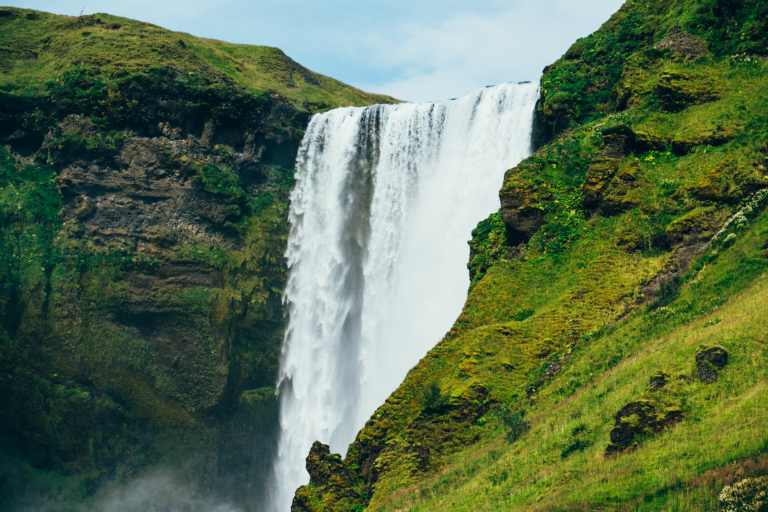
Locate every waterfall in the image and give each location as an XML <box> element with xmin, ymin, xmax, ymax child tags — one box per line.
<box><xmin>270</xmin><ymin>81</ymin><xmax>539</xmax><ymax>511</ymax></box>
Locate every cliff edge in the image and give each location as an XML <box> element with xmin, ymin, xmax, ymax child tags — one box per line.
<box><xmin>0</xmin><ymin>7</ymin><xmax>397</xmax><ymax>510</ymax></box>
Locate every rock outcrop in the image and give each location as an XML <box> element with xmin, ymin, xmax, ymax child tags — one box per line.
<box><xmin>696</xmin><ymin>345</ymin><xmax>729</xmax><ymax>383</ymax></box>
<box><xmin>0</xmin><ymin>7</ymin><xmax>396</xmax><ymax>508</ymax></box>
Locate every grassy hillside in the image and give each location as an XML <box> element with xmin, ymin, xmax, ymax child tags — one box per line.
<box><xmin>291</xmin><ymin>0</ymin><xmax>768</xmax><ymax>510</ymax></box>
<box><xmin>0</xmin><ymin>7</ymin><xmax>397</xmax><ymax>112</ymax></box>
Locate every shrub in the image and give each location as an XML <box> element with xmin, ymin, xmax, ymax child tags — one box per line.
<box><xmin>561</xmin><ymin>438</ymin><xmax>592</xmax><ymax>458</ymax></box>
<box><xmin>648</xmin><ymin>275</ymin><xmax>683</xmax><ymax>311</ymax></box>
<box><xmin>419</xmin><ymin>381</ymin><xmax>450</xmax><ymax>414</ymax></box>
<box><xmin>497</xmin><ymin>405</ymin><xmax>531</xmax><ymax>443</ymax></box>
<box><xmin>719</xmin><ymin>476</ymin><xmax>768</xmax><ymax>512</ymax></box>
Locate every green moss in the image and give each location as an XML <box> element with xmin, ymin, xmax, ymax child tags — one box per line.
<box><xmin>467</xmin><ymin>212</ymin><xmax>509</xmax><ymax>290</ymax></box>
<box><xmin>533</xmin><ymin>0</ymin><xmax>768</xmax><ymax>146</ymax></box>
<box><xmin>0</xmin><ymin>9</ymin><xmax>395</xmax><ymax>500</ymax></box>
<box><xmin>0</xmin><ymin>8</ymin><xmax>399</xmax><ymax>113</ymax></box>
<box><xmin>655</xmin><ymin>71</ymin><xmax>721</xmax><ymax>112</ymax></box>
<box><xmin>295</xmin><ymin>2</ymin><xmax>768</xmax><ymax>511</ymax></box>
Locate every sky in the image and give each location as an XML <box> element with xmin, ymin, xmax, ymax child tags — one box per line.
<box><xmin>6</xmin><ymin>0</ymin><xmax>626</xmax><ymax>102</ymax></box>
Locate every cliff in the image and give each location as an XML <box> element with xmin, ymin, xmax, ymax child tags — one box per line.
<box><xmin>292</xmin><ymin>0</ymin><xmax>768</xmax><ymax>510</ymax></box>
<box><xmin>0</xmin><ymin>7</ymin><xmax>397</xmax><ymax>510</ymax></box>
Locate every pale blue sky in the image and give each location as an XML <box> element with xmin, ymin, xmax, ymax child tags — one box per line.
<box><xmin>6</xmin><ymin>0</ymin><xmax>625</xmax><ymax>102</ymax></box>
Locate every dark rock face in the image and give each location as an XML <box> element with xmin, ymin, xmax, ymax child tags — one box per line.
<box><xmin>291</xmin><ymin>441</ymin><xmax>364</xmax><ymax>512</ymax></box>
<box><xmin>605</xmin><ymin>400</ymin><xmax>683</xmax><ymax>455</ymax></box>
<box><xmin>696</xmin><ymin>345</ymin><xmax>728</xmax><ymax>383</ymax></box>
<box><xmin>499</xmin><ymin>167</ymin><xmax>548</xmax><ymax>245</ymax></box>
<box><xmin>54</xmin><ymin>116</ymin><xmax>260</xmax><ymax>252</ymax></box>
<box><xmin>649</xmin><ymin>371</ymin><xmax>670</xmax><ymax>390</ymax></box>
<box><xmin>654</xmin><ymin>27</ymin><xmax>710</xmax><ymax>58</ymax></box>
<box><xmin>0</xmin><ymin>66</ymin><xmax>309</xmax><ymax>509</ymax></box>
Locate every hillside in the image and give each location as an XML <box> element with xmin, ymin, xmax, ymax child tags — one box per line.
<box><xmin>0</xmin><ymin>7</ymin><xmax>397</xmax><ymax>511</ymax></box>
<box><xmin>0</xmin><ymin>7</ymin><xmax>397</xmax><ymax>112</ymax></box>
<box><xmin>291</xmin><ymin>0</ymin><xmax>768</xmax><ymax>510</ymax></box>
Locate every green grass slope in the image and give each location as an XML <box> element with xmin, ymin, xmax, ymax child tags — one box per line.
<box><xmin>291</xmin><ymin>1</ymin><xmax>768</xmax><ymax>511</ymax></box>
<box><xmin>0</xmin><ymin>7</ymin><xmax>397</xmax><ymax>112</ymax></box>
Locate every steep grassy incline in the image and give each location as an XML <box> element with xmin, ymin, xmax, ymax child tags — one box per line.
<box><xmin>0</xmin><ymin>7</ymin><xmax>396</xmax><ymax>112</ymax></box>
<box><xmin>291</xmin><ymin>1</ymin><xmax>768</xmax><ymax>511</ymax></box>
<box><xmin>0</xmin><ymin>7</ymin><xmax>397</xmax><ymax>511</ymax></box>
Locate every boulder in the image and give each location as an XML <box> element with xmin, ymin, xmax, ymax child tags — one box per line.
<box><xmin>654</xmin><ymin>27</ymin><xmax>710</xmax><ymax>58</ymax></box>
<box><xmin>649</xmin><ymin>371</ymin><xmax>670</xmax><ymax>390</ymax></box>
<box><xmin>695</xmin><ymin>345</ymin><xmax>728</xmax><ymax>369</ymax></box>
<box><xmin>605</xmin><ymin>399</ymin><xmax>683</xmax><ymax>455</ymax></box>
<box><xmin>499</xmin><ymin>167</ymin><xmax>548</xmax><ymax>244</ymax></box>
<box><xmin>695</xmin><ymin>345</ymin><xmax>728</xmax><ymax>383</ymax></box>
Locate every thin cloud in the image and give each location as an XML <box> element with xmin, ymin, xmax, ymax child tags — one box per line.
<box><xmin>6</xmin><ymin>0</ymin><xmax>625</xmax><ymax>102</ymax></box>
<box><xmin>354</xmin><ymin>0</ymin><xmax>625</xmax><ymax>102</ymax></box>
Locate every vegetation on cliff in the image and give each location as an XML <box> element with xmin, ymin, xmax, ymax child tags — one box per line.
<box><xmin>292</xmin><ymin>0</ymin><xmax>768</xmax><ymax>510</ymax></box>
<box><xmin>0</xmin><ymin>6</ymin><xmax>397</xmax><ymax>510</ymax></box>
<box><xmin>0</xmin><ymin>7</ymin><xmax>397</xmax><ymax>115</ymax></box>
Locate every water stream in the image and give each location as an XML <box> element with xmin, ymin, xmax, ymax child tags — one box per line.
<box><xmin>270</xmin><ymin>82</ymin><xmax>539</xmax><ymax>511</ymax></box>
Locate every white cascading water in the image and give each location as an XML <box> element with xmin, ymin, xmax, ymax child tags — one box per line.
<box><xmin>270</xmin><ymin>81</ymin><xmax>539</xmax><ymax>511</ymax></box>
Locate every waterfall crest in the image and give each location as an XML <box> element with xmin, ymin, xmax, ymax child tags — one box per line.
<box><xmin>271</xmin><ymin>82</ymin><xmax>539</xmax><ymax>511</ymax></box>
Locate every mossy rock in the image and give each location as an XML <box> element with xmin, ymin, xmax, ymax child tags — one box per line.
<box><xmin>606</xmin><ymin>399</ymin><xmax>683</xmax><ymax>455</ymax></box>
<box><xmin>600</xmin><ymin>164</ymin><xmax>647</xmax><ymax>217</ymax></box>
<box><xmin>695</xmin><ymin>345</ymin><xmax>728</xmax><ymax>369</ymax></box>
<box><xmin>697</xmin><ymin>360</ymin><xmax>719</xmax><ymax>383</ymax></box>
<box><xmin>499</xmin><ymin>167</ymin><xmax>549</xmax><ymax>244</ymax></box>
<box><xmin>539</xmin><ymin>91</ymin><xmax>578</xmax><ymax>139</ymax></box>
<box><xmin>467</xmin><ymin>212</ymin><xmax>511</xmax><ymax>289</ymax></box>
<box><xmin>654</xmin><ymin>27</ymin><xmax>710</xmax><ymax>58</ymax></box>
<box><xmin>665</xmin><ymin>206</ymin><xmax>718</xmax><ymax>246</ymax></box>
<box><xmin>670</xmin><ymin>125</ymin><xmax>739</xmax><ymax>156</ymax></box>
<box><xmin>695</xmin><ymin>345</ymin><xmax>728</xmax><ymax>383</ymax></box>
<box><xmin>237</xmin><ymin>387</ymin><xmax>276</xmax><ymax>410</ymax></box>
<box><xmin>582</xmin><ymin>157</ymin><xmax>622</xmax><ymax>209</ymax></box>
<box><xmin>615</xmin><ymin>229</ymin><xmax>645</xmax><ymax>252</ymax></box>
<box><xmin>633</xmin><ymin>130</ymin><xmax>668</xmax><ymax>154</ymax></box>
<box><xmin>683</xmin><ymin>165</ymin><xmax>766</xmax><ymax>205</ymax></box>
<box><xmin>601</xmin><ymin>124</ymin><xmax>636</xmax><ymax>158</ymax></box>
<box><xmin>305</xmin><ymin>441</ymin><xmax>343</xmax><ymax>487</ymax></box>
<box><xmin>649</xmin><ymin>371</ymin><xmax>670</xmax><ymax>390</ymax></box>
<box><xmin>654</xmin><ymin>71</ymin><xmax>720</xmax><ymax>113</ymax></box>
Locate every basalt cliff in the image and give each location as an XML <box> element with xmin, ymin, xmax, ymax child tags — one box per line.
<box><xmin>0</xmin><ymin>7</ymin><xmax>396</xmax><ymax>510</ymax></box>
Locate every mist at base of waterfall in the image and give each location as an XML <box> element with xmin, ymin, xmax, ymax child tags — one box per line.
<box><xmin>0</xmin><ymin>467</ymin><xmax>242</xmax><ymax>512</ymax></box>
